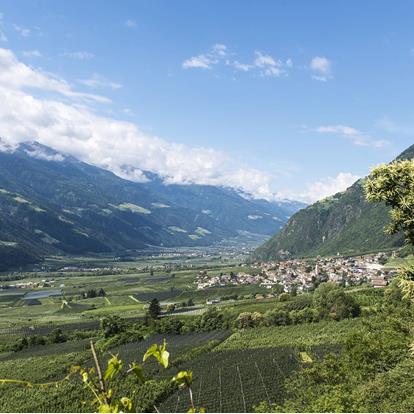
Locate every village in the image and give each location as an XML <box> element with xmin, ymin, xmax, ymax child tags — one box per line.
<box><xmin>196</xmin><ymin>252</ymin><xmax>396</xmax><ymax>293</ymax></box>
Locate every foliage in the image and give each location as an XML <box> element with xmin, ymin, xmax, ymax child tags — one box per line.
<box><xmin>148</xmin><ymin>299</ymin><xmax>161</xmax><ymax>320</ymax></box>
<box><xmin>0</xmin><ymin>340</ymin><xmax>201</xmax><ymax>413</ymax></box>
<box><xmin>365</xmin><ymin>159</ymin><xmax>414</xmax><ymax>244</ymax></box>
<box><xmin>100</xmin><ymin>316</ymin><xmax>126</xmax><ymax>338</ymax></box>
<box><xmin>266</xmin><ymin>279</ymin><xmax>414</xmax><ymax>413</ymax></box>
<box><xmin>313</xmin><ymin>282</ymin><xmax>361</xmax><ymax>320</ymax></box>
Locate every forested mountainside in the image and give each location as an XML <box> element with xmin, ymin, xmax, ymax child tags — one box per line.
<box><xmin>254</xmin><ymin>144</ymin><xmax>414</xmax><ymax>261</ymax></box>
<box><xmin>0</xmin><ymin>141</ymin><xmax>304</xmax><ymax>269</ymax></box>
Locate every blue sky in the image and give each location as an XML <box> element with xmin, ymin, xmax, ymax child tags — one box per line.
<box><xmin>0</xmin><ymin>0</ymin><xmax>413</xmax><ymax>202</ymax></box>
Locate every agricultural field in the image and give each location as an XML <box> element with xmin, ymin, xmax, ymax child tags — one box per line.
<box><xmin>159</xmin><ymin>319</ymin><xmax>356</xmax><ymax>412</ymax></box>
<box><xmin>217</xmin><ymin>318</ymin><xmax>364</xmax><ymax>350</ymax></box>
<box><xmin>0</xmin><ymin>253</ymin><xmax>254</xmax><ymax>331</ymax></box>
<box><xmin>0</xmin><ymin>318</ymin><xmax>355</xmax><ymax>413</ymax></box>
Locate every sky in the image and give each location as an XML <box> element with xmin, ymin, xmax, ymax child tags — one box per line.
<box><xmin>0</xmin><ymin>0</ymin><xmax>413</xmax><ymax>203</ymax></box>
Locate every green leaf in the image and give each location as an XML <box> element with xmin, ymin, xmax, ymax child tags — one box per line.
<box><xmin>104</xmin><ymin>355</ymin><xmax>123</xmax><ymax>381</ymax></box>
<box><xmin>172</xmin><ymin>370</ymin><xmax>193</xmax><ymax>388</ymax></box>
<box><xmin>143</xmin><ymin>341</ymin><xmax>169</xmax><ymax>368</ymax></box>
<box><xmin>98</xmin><ymin>404</ymin><xmax>112</xmax><ymax>413</ymax></box>
<box><xmin>129</xmin><ymin>362</ymin><xmax>145</xmax><ymax>383</ymax></box>
<box><xmin>120</xmin><ymin>397</ymin><xmax>133</xmax><ymax>412</ymax></box>
<box><xmin>142</xmin><ymin>344</ymin><xmax>157</xmax><ymax>362</ymax></box>
<box><xmin>160</xmin><ymin>349</ymin><xmax>170</xmax><ymax>369</ymax></box>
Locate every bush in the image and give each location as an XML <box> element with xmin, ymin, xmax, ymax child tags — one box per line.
<box><xmin>263</xmin><ymin>309</ymin><xmax>291</xmax><ymax>326</ymax></box>
<box><xmin>234</xmin><ymin>312</ymin><xmax>263</xmax><ymax>329</ymax></box>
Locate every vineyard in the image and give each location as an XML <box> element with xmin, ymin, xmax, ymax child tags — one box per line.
<box><xmin>216</xmin><ymin>317</ymin><xmax>363</xmax><ymax>350</ymax></box>
<box><xmin>159</xmin><ymin>345</ymin><xmax>336</xmax><ymax>413</ymax></box>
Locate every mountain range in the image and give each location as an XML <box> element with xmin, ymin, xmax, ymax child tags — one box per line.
<box><xmin>0</xmin><ymin>141</ymin><xmax>304</xmax><ymax>270</ymax></box>
<box><xmin>254</xmin><ymin>144</ymin><xmax>414</xmax><ymax>261</ymax></box>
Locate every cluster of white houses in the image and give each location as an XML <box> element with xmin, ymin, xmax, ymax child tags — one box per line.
<box><xmin>196</xmin><ymin>252</ymin><xmax>395</xmax><ymax>292</ymax></box>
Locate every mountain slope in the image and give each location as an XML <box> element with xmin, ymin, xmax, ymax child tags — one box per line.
<box><xmin>254</xmin><ymin>144</ymin><xmax>414</xmax><ymax>261</ymax></box>
<box><xmin>0</xmin><ymin>142</ymin><xmax>304</xmax><ymax>269</ymax></box>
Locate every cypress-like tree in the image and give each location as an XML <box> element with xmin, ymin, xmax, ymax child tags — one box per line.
<box><xmin>148</xmin><ymin>298</ymin><xmax>161</xmax><ymax>319</ymax></box>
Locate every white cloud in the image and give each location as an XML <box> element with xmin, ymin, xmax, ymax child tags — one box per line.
<box><xmin>183</xmin><ymin>45</ymin><xmax>290</xmax><ymax>78</ymax></box>
<box><xmin>78</xmin><ymin>73</ymin><xmax>123</xmax><ymax>90</ymax></box>
<box><xmin>310</xmin><ymin>56</ymin><xmax>332</xmax><ymax>81</ymax></box>
<box><xmin>24</xmin><ymin>147</ymin><xmax>64</xmax><ymax>162</ymax></box>
<box><xmin>315</xmin><ymin>124</ymin><xmax>389</xmax><ymax>148</ymax></box>
<box><xmin>62</xmin><ymin>51</ymin><xmax>95</xmax><ymax>60</ymax></box>
<box><xmin>13</xmin><ymin>23</ymin><xmax>31</xmax><ymax>37</ymax></box>
<box><xmin>125</xmin><ymin>19</ymin><xmax>137</xmax><ymax>28</ymax></box>
<box><xmin>231</xmin><ymin>60</ymin><xmax>253</xmax><ymax>72</ymax></box>
<box><xmin>182</xmin><ymin>54</ymin><xmax>212</xmax><ymax>69</ymax></box>
<box><xmin>0</xmin><ymin>48</ymin><xmax>109</xmax><ymax>104</ymax></box>
<box><xmin>182</xmin><ymin>43</ymin><xmax>227</xmax><ymax>69</ymax></box>
<box><xmin>22</xmin><ymin>49</ymin><xmax>42</xmax><ymax>58</ymax></box>
<box><xmin>301</xmin><ymin>172</ymin><xmax>360</xmax><ymax>203</ymax></box>
<box><xmin>253</xmin><ymin>51</ymin><xmax>286</xmax><ymax>77</ymax></box>
<box><xmin>0</xmin><ymin>47</ymin><xmax>281</xmax><ymax>201</ymax></box>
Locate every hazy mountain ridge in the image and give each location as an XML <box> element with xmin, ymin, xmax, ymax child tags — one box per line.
<box><xmin>0</xmin><ymin>141</ymin><xmax>304</xmax><ymax>269</ymax></box>
<box><xmin>254</xmin><ymin>144</ymin><xmax>414</xmax><ymax>261</ymax></box>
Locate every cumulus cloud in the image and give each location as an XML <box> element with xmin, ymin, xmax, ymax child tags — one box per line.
<box><xmin>315</xmin><ymin>124</ymin><xmax>389</xmax><ymax>148</ymax></box>
<box><xmin>62</xmin><ymin>51</ymin><xmax>95</xmax><ymax>60</ymax></box>
<box><xmin>306</xmin><ymin>172</ymin><xmax>359</xmax><ymax>202</ymax></box>
<box><xmin>294</xmin><ymin>172</ymin><xmax>359</xmax><ymax>203</ymax></box>
<box><xmin>310</xmin><ymin>56</ymin><xmax>332</xmax><ymax>81</ymax></box>
<box><xmin>0</xmin><ymin>47</ymin><xmax>280</xmax><ymax>201</ymax></box>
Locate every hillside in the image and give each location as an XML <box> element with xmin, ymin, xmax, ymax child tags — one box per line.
<box><xmin>0</xmin><ymin>141</ymin><xmax>304</xmax><ymax>270</ymax></box>
<box><xmin>254</xmin><ymin>144</ymin><xmax>414</xmax><ymax>261</ymax></box>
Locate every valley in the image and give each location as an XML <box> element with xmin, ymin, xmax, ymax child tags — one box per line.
<box><xmin>0</xmin><ymin>143</ymin><xmax>413</xmax><ymax>412</ymax></box>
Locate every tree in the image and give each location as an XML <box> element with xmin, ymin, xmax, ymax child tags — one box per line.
<box><xmin>364</xmin><ymin>160</ymin><xmax>414</xmax><ymax>244</ymax></box>
<box><xmin>313</xmin><ymin>282</ymin><xmax>360</xmax><ymax>320</ymax></box>
<box><xmin>365</xmin><ymin>160</ymin><xmax>414</xmax><ymax>301</ymax></box>
<box><xmin>48</xmin><ymin>328</ymin><xmax>67</xmax><ymax>344</ymax></box>
<box><xmin>263</xmin><ymin>309</ymin><xmax>291</xmax><ymax>326</ymax></box>
<box><xmin>148</xmin><ymin>298</ymin><xmax>161</xmax><ymax>319</ymax></box>
<box><xmin>100</xmin><ymin>316</ymin><xmax>125</xmax><ymax>338</ymax></box>
<box><xmin>197</xmin><ymin>307</ymin><xmax>224</xmax><ymax>331</ymax></box>
<box><xmin>98</xmin><ymin>288</ymin><xmax>106</xmax><ymax>297</ymax></box>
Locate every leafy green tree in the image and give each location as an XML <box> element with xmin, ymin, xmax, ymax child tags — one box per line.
<box><xmin>197</xmin><ymin>307</ymin><xmax>224</xmax><ymax>331</ymax></box>
<box><xmin>148</xmin><ymin>298</ymin><xmax>161</xmax><ymax>319</ymax></box>
<box><xmin>235</xmin><ymin>312</ymin><xmax>256</xmax><ymax>329</ymax></box>
<box><xmin>364</xmin><ymin>159</ymin><xmax>414</xmax><ymax>243</ymax></box>
<box><xmin>313</xmin><ymin>282</ymin><xmax>360</xmax><ymax>320</ymax></box>
<box><xmin>100</xmin><ymin>316</ymin><xmax>125</xmax><ymax>338</ymax></box>
<box><xmin>365</xmin><ymin>160</ymin><xmax>414</xmax><ymax>301</ymax></box>
<box><xmin>263</xmin><ymin>309</ymin><xmax>291</xmax><ymax>326</ymax></box>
